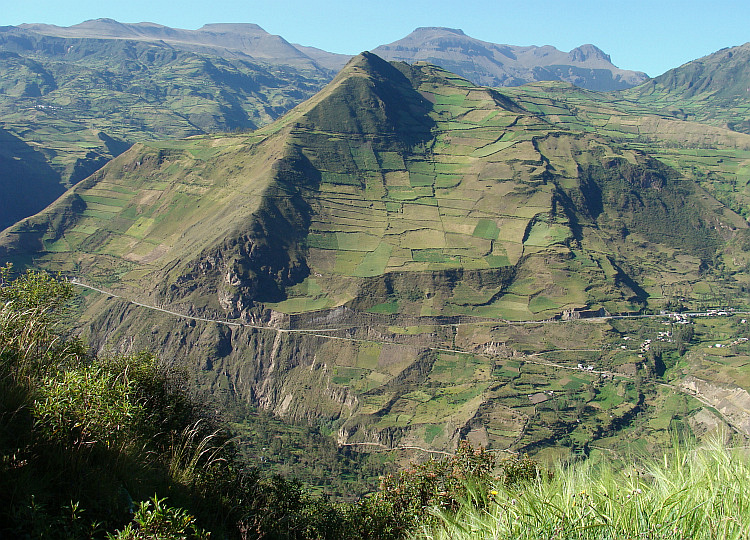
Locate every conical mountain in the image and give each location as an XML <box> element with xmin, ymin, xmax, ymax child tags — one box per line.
<box><xmin>2</xmin><ymin>52</ymin><xmax>748</xmax><ymax>454</ymax></box>
<box><xmin>1</xmin><ymin>52</ymin><xmax>740</xmax><ymax>322</ymax></box>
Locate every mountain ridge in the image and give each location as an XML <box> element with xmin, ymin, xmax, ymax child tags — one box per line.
<box><xmin>627</xmin><ymin>41</ymin><xmax>750</xmax><ymax>133</ymax></box>
<box><xmin>372</xmin><ymin>26</ymin><xmax>648</xmax><ymax>90</ymax></box>
<box><xmin>14</xmin><ymin>20</ymin><xmax>649</xmax><ymax>90</ymax></box>
<box><xmin>2</xmin><ymin>52</ymin><xmax>742</xmax><ymax>320</ymax></box>
<box><xmin>19</xmin><ymin>19</ymin><xmax>326</xmax><ymax>68</ymax></box>
<box><xmin>0</xmin><ymin>19</ymin><xmax>659</xmax><ymax>229</ymax></box>
<box><xmin>0</xmin><ymin>24</ymin><xmax>336</xmax><ymax>229</ymax></box>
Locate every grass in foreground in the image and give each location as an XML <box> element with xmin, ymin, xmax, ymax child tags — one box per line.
<box><xmin>416</xmin><ymin>438</ymin><xmax>750</xmax><ymax>540</ymax></box>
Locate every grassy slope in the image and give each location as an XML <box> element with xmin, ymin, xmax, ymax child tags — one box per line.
<box><xmin>417</xmin><ymin>439</ymin><xmax>750</xmax><ymax>540</ymax></box>
<box><xmin>0</xmin><ymin>31</ymin><xmax>333</xmax><ymax>230</ymax></box>
<box><xmin>626</xmin><ymin>42</ymin><xmax>750</xmax><ymax>134</ymax></box>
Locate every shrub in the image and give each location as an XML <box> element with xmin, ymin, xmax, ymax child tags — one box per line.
<box><xmin>497</xmin><ymin>452</ymin><xmax>551</xmax><ymax>486</ymax></box>
<box><xmin>33</xmin><ymin>363</ymin><xmax>141</xmax><ymax>451</ymax></box>
<box><xmin>361</xmin><ymin>441</ymin><xmax>497</xmax><ymax>536</ymax></box>
<box><xmin>108</xmin><ymin>496</ymin><xmax>209</xmax><ymax>540</ymax></box>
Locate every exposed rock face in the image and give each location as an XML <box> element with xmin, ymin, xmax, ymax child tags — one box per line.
<box><xmin>681</xmin><ymin>376</ymin><xmax>750</xmax><ymax>436</ymax></box>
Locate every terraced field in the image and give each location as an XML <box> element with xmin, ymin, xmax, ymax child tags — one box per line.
<box><xmin>4</xmin><ymin>52</ymin><xmax>750</xmax><ymax>459</ymax></box>
<box><xmin>0</xmin><ymin>30</ymin><xmax>334</xmax><ymax>229</ymax></box>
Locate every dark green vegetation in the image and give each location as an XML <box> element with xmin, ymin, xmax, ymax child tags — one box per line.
<box><xmin>0</xmin><ymin>267</ymin><xmax>542</xmax><ymax>538</ymax></box>
<box><xmin>0</xmin><ymin>268</ymin><xmax>220</xmax><ymax>536</ymax></box>
<box><xmin>4</xmin><ymin>38</ymin><xmax>750</xmax><ymax>504</ymax></box>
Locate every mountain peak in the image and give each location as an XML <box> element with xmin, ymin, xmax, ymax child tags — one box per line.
<box><xmin>373</xmin><ymin>29</ymin><xmax>647</xmax><ymax>90</ymax></box>
<box><xmin>68</xmin><ymin>18</ymin><xmax>139</xmax><ymax>36</ymax></box>
<box><xmin>79</xmin><ymin>18</ymin><xmax>121</xmax><ymax>26</ymax></box>
<box><xmin>343</xmin><ymin>50</ymin><xmax>396</xmax><ymax>72</ymax></box>
<box><xmin>411</xmin><ymin>27</ymin><xmax>466</xmax><ymax>36</ymax></box>
<box><xmin>293</xmin><ymin>51</ymin><xmax>434</xmax><ymax>142</ymax></box>
<box><xmin>568</xmin><ymin>44</ymin><xmax>611</xmax><ymax>64</ymax></box>
<box><xmin>197</xmin><ymin>23</ymin><xmax>267</xmax><ymax>35</ymax></box>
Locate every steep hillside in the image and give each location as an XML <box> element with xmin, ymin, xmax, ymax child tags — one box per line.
<box><xmin>0</xmin><ymin>126</ymin><xmax>66</xmax><ymax>229</ymax></box>
<box><xmin>493</xmin><ymin>80</ymin><xmax>750</xmax><ymax>232</ymax></box>
<box><xmin>4</xmin><ymin>52</ymin><xmax>736</xmax><ymax>319</ymax></box>
<box><xmin>0</xmin><ymin>25</ymin><xmax>334</xmax><ymax>229</ymax></box>
<box><xmin>2</xmin><ymin>52</ymin><xmax>748</xmax><ymax>459</ymax></box>
<box><xmin>627</xmin><ymin>42</ymin><xmax>750</xmax><ymax>133</ymax></box>
<box><xmin>373</xmin><ymin>27</ymin><xmax>648</xmax><ymax>91</ymax></box>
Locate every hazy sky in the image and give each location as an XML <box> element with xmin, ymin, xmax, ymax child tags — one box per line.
<box><xmin>4</xmin><ymin>0</ymin><xmax>749</xmax><ymax>78</ymax></box>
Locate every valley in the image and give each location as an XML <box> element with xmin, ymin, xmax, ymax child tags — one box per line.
<box><xmin>4</xmin><ymin>21</ymin><xmax>750</xmax><ymax>502</ymax></box>
<box><xmin>67</xmin><ymin>273</ymin><xmax>750</xmax><ymax>466</ymax></box>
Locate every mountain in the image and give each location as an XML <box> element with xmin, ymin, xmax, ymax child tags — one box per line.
<box><xmin>5</xmin><ymin>52</ymin><xmax>736</xmax><ymax>320</ymax></box>
<box><xmin>0</xmin><ymin>23</ymin><xmax>335</xmax><ymax>230</ymax></box>
<box><xmin>3</xmin><ymin>52</ymin><xmax>749</xmax><ymax>458</ymax></box>
<box><xmin>627</xmin><ymin>42</ymin><xmax>750</xmax><ymax>133</ymax></box>
<box><xmin>292</xmin><ymin>43</ymin><xmax>352</xmax><ymax>71</ymax></box>
<box><xmin>372</xmin><ymin>27</ymin><xmax>648</xmax><ymax>91</ymax></box>
<box><xmin>18</xmin><ymin>19</ymin><xmax>328</xmax><ymax>68</ymax></box>
<box><xmin>0</xmin><ymin>21</ymin><xmax>658</xmax><ymax>231</ymax></box>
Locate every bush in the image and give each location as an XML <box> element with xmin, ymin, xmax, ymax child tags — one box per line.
<box><xmin>108</xmin><ymin>497</ymin><xmax>209</xmax><ymax>540</ymax></box>
<box><xmin>497</xmin><ymin>453</ymin><xmax>551</xmax><ymax>486</ymax></box>
<box><xmin>34</xmin><ymin>363</ymin><xmax>141</xmax><ymax>451</ymax></box>
<box><xmin>359</xmin><ymin>441</ymin><xmax>497</xmax><ymax>537</ymax></box>
<box><xmin>0</xmin><ymin>268</ymin><xmax>237</xmax><ymax>537</ymax></box>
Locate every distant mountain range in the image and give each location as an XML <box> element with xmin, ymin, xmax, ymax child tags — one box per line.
<box><xmin>16</xmin><ymin>19</ymin><xmax>345</xmax><ymax>70</ymax></box>
<box><xmin>372</xmin><ymin>27</ymin><xmax>648</xmax><ymax>90</ymax></box>
<box><xmin>13</xmin><ymin>20</ymin><xmax>647</xmax><ymax>90</ymax></box>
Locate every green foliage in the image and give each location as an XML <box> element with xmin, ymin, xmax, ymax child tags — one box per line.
<box><xmin>0</xmin><ymin>269</ymin><xmax>236</xmax><ymax>537</ymax></box>
<box><xmin>497</xmin><ymin>453</ymin><xmax>551</xmax><ymax>486</ymax></box>
<box><xmin>33</xmin><ymin>364</ymin><xmax>140</xmax><ymax>450</ymax></box>
<box><xmin>108</xmin><ymin>497</ymin><xmax>209</xmax><ymax>540</ymax></box>
<box><xmin>364</xmin><ymin>441</ymin><xmax>497</xmax><ymax>535</ymax></box>
<box><xmin>0</xmin><ymin>264</ymin><xmax>86</xmax><ymax>380</ymax></box>
<box><xmin>0</xmin><ymin>263</ymin><xmax>72</xmax><ymax>313</ymax></box>
<box><xmin>674</xmin><ymin>323</ymin><xmax>695</xmax><ymax>355</ymax></box>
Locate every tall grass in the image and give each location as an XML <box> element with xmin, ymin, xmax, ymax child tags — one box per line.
<box><xmin>0</xmin><ymin>268</ymin><xmax>240</xmax><ymax>537</ymax></box>
<box><xmin>416</xmin><ymin>438</ymin><xmax>750</xmax><ymax>540</ymax></box>
<box><xmin>168</xmin><ymin>419</ymin><xmax>228</xmax><ymax>486</ymax></box>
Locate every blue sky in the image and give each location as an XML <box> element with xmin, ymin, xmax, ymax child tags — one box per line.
<box><xmin>4</xmin><ymin>0</ymin><xmax>749</xmax><ymax>78</ymax></box>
